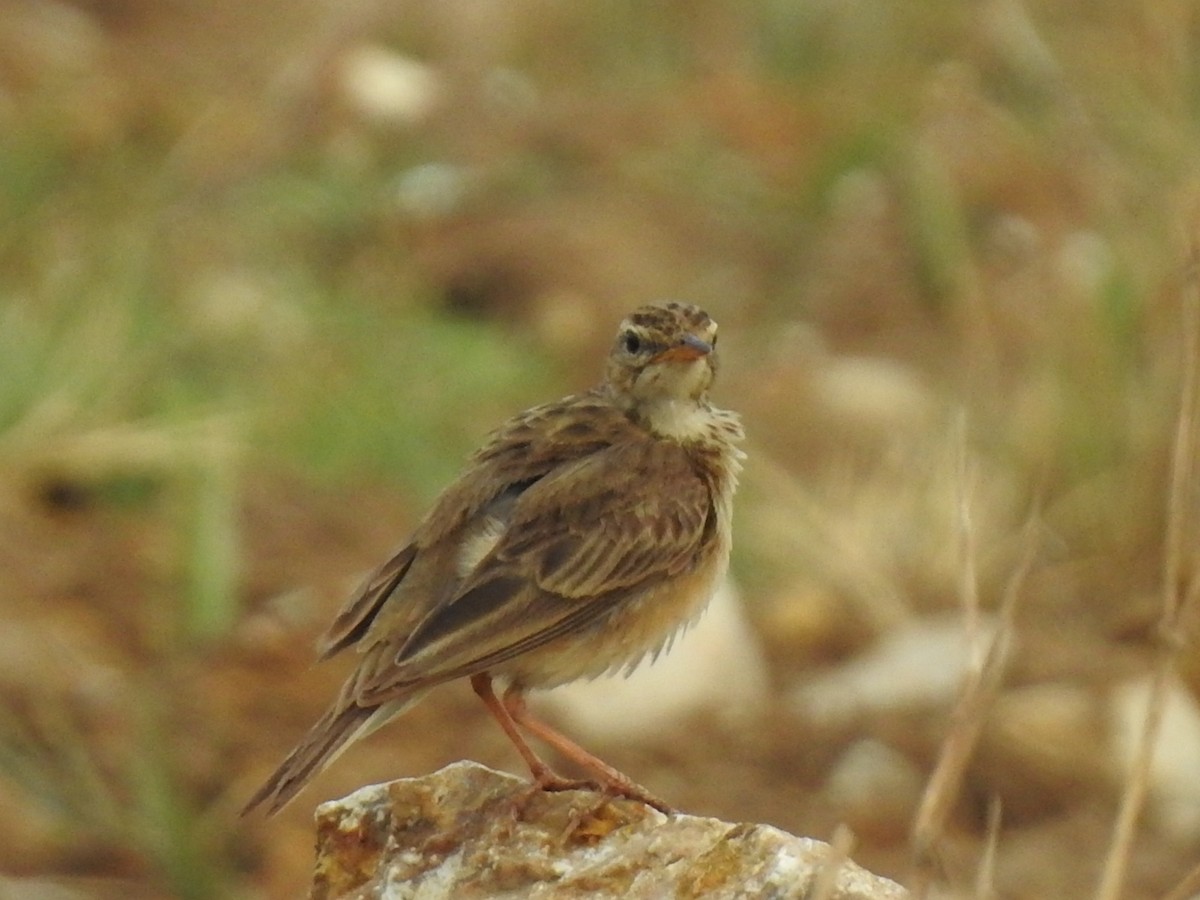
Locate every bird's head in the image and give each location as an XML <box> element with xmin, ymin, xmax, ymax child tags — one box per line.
<box><xmin>604</xmin><ymin>302</ymin><xmax>719</xmax><ymax>413</ymax></box>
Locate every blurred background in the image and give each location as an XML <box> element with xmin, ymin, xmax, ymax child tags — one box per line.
<box><xmin>1</xmin><ymin>0</ymin><xmax>1199</xmax><ymax>897</ymax></box>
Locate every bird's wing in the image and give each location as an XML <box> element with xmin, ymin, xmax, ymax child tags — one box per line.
<box><xmin>352</xmin><ymin>437</ymin><xmax>712</xmax><ymax>702</ymax></box>
<box><xmin>412</xmin><ymin>391</ymin><xmax>630</xmax><ymax>547</ymax></box>
<box><xmin>317</xmin><ymin>542</ymin><xmax>417</xmax><ymax>659</ymax></box>
<box><xmin>316</xmin><ymin>391</ymin><xmax>637</xmax><ymax>661</ymax></box>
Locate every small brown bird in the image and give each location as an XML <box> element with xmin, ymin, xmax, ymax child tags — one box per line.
<box><xmin>243</xmin><ymin>301</ymin><xmax>744</xmax><ymax>815</ymax></box>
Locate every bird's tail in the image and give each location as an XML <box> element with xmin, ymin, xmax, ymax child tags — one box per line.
<box><xmin>242</xmin><ymin>691</ymin><xmax>420</xmax><ymax>816</ymax></box>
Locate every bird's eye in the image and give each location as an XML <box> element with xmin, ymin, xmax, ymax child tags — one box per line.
<box><xmin>622</xmin><ymin>331</ymin><xmax>642</xmax><ymax>354</ymax></box>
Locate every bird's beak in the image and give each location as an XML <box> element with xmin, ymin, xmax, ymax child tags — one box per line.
<box><xmin>654</xmin><ymin>333</ymin><xmax>713</xmax><ymax>363</ymax></box>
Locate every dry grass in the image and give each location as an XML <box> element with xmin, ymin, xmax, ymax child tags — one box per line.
<box><xmin>908</xmin><ymin>468</ymin><xmax>1037</xmax><ymax>897</ymax></box>
<box><xmin>1095</xmin><ymin>207</ymin><xmax>1200</xmax><ymax>900</ymax></box>
<box><xmin>811</xmin><ymin>823</ymin><xmax>856</xmax><ymax>900</ymax></box>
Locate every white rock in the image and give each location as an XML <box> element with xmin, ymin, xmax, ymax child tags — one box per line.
<box><xmin>393</xmin><ymin>162</ymin><xmax>471</xmax><ymax>220</ymax></box>
<box><xmin>1111</xmin><ymin>673</ymin><xmax>1200</xmax><ymax>841</ymax></box>
<box><xmin>793</xmin><ymin>613</ymin><xmax>999</xmax><ymax>725</ymax></box>
<box><xmin>340</xmin><ymin>46</ymin><xmax>439</xmax><ymax>125</ymax></box>
<box><xmin>824</xmin><ymin>739</ymin><xmax>923</xmax><ymax>832</ymax></box>
<box><xmin>825</xmin><ymin>739</ymin><xmax>923</xmax><ymax>804</ymax></box>
<box><xmin>313</xmin><ymin>762</ymin><xmax>910</xmax><ymax>899</ymax></box>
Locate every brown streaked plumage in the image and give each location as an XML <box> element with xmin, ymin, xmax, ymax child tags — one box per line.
<box><xmin>243</xmin><ymin>301</ymin><xmax>744</xmax><ymax>815</ymax></box>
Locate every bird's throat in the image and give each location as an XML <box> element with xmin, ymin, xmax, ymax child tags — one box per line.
<box><xmin>638</xmin><ymin>398</ymin><xmax>715</xmax><ymax>442</ymax></box>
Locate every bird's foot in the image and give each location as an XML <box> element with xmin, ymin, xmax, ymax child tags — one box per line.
<box><xmin>592</xmin><ymin>778</ymin><xmax>674</xmax><ymax>815</ymax></box>
<box><xmin>535</xmin><ymin>771</ymin><xmax>603</xmax><ymax>794</ymax></box>
<box><xmin>530</xmin><ymin>767</ymin><xmax>673</xmax><ymax>815</ymax></box>
<box><xmin>510</xmin><ymin>773</ymin><xmax>597</xmax><ymax>820</ymax></box>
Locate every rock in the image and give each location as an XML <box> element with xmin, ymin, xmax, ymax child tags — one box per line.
<box><xmin>311</xmin><ymin>761</ymin><xmax>908</xmax><ymax>899</ymax></box>
<box><xmin>823</xmin><ymin>740</ymin><xmax>924</xmax><ymax>842</ymax></box>
<box><xmin>976</xmin><ymin>682</ymin><xmax>1112</xmax><ymax>821</ymax></box>
<box><xmin>1111</xmin><ymin>674</ymin><xmax>1200</xmax><ymax>841</ymax></box>
<box><xmin>339</xmin><ymin>46</ymin><xmax>440</xmax><ymax>126</ymax></box>
<box><xmin>793</xmin><ymin>614</ymin><xmax>1002</xmax><ymax>726</ymax></box>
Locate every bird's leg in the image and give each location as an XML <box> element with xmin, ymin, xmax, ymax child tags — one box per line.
<box><xmin>470</xmin><ymin>674</ymin><xmax>595</xmax><ymax>794</ymax></box>
<box><xmin>500</xmin><ymin>683</ymin><xmax>674</xmax><ymax>815</ymax></box>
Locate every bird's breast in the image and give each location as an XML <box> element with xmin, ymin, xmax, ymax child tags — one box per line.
<box><xmin>503</xmin><ymin>403</ymin><xmax>743</xmax><ymax>690</ymax></box>
<box><xmin>504</xmin><ymin>502</ymin><xmax>733</xmax><ymax>690</ymax></box>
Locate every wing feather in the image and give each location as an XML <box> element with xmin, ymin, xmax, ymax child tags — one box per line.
<box><xmin>315</xmin><ymin>390</ymin><xmax>636</xmax><ymax>661</ymax></box>
<box><xmin>317</xmin><ymin>543</ymin><xmax>417</xmax><ymax>660</ymax></box>
<box><xmin>352</xmin><ymin>438</ymin><xmax>712</xmax><ymax>702</ymax></box>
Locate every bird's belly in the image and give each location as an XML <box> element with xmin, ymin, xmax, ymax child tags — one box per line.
<box><xmin>503</xmin><ymin>541</ymin><xmax>729</xmax><ymax>690</ymax></box>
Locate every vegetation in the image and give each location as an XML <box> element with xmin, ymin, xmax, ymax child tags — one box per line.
<box><xmin>1</xmin><ymin>1</ymin><xmax>1198</xmax><ymax>897</ymax></box>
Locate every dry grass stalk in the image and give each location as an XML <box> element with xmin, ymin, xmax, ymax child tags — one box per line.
<box><xmin>809</xmin><ymin>823</ymin><xmax>856</xmax><ymax>900</ymax></box>
<box><xmin>974</xmin><ymin>796</ymin><xmax>1003</xmax><ymax>900</ymax></box>
<box><xmin>1161</xmin><ymin>859</ymin><xmax>1200</xmax><ymax>900</ymax></box>
<box><xmin>744</xmin><ymin>449</ymin><xmax>912</xmax><ymax>631</ymax></box>
<box><xmin>1095</xmin><ymin>216</ymin><xmax>1200</xmax><ymax>900</ymax></box>
<box><xmin>954</xmin><ymin>412</ymin><xmax>984</xmax><ymax>671</ymax></box>
<box><xmin>909</xmin><ymin>421</ymin><xmax>1037</xmax><ymax>898</ymax></box>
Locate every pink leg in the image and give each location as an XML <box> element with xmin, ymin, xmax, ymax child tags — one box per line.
<box><xmin>500</xmin><ymin>682</ymin><xmax>673</xmax><ymax>814</ymax></box>
<box><xmin>471</xmin><ymin>674</ymin><xmax>595</xmax><ymax>794</ymax></box>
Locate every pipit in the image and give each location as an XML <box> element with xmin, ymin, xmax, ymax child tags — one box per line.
<box><xmin>243</xmin><ymin>301</ymin><xmax>744</xmax><ymax>816</ymax></box>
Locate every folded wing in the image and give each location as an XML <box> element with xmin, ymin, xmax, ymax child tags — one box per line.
<box><xmin>353</xmin><ymin>438</ymin><xmax>711</xmax><ymax>702</ymax></box>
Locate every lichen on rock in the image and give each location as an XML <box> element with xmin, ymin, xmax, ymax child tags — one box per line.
<box><xmin>310</xmin><ymin>761</ymin><xmax>907</xmax><ymax>899</ymax></box>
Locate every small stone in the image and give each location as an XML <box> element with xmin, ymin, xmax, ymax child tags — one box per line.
<box><xmin>977</xmin><ymin>683</ymin><xmax>1112</xmax><ymax>821</ymax></box>
<box><xmin>1110</xmin><ymin>674</ymin><xmax>1200</xmax><ymax>841</ymax></box>
<box><xmin>824</xmin><ymin>740</ymin><xmax>924</xmax><ymax>842</ymax></box>
<box><xmin>340</xmin><ymin>46</ymin><xmax>439</xmax><ymax>126</ymax></box>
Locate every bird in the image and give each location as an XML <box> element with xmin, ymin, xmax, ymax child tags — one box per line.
<box><xmin>242</xmin><ymin>301</ymin><xmax>744</xmax><ymax>816</ymax></box>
